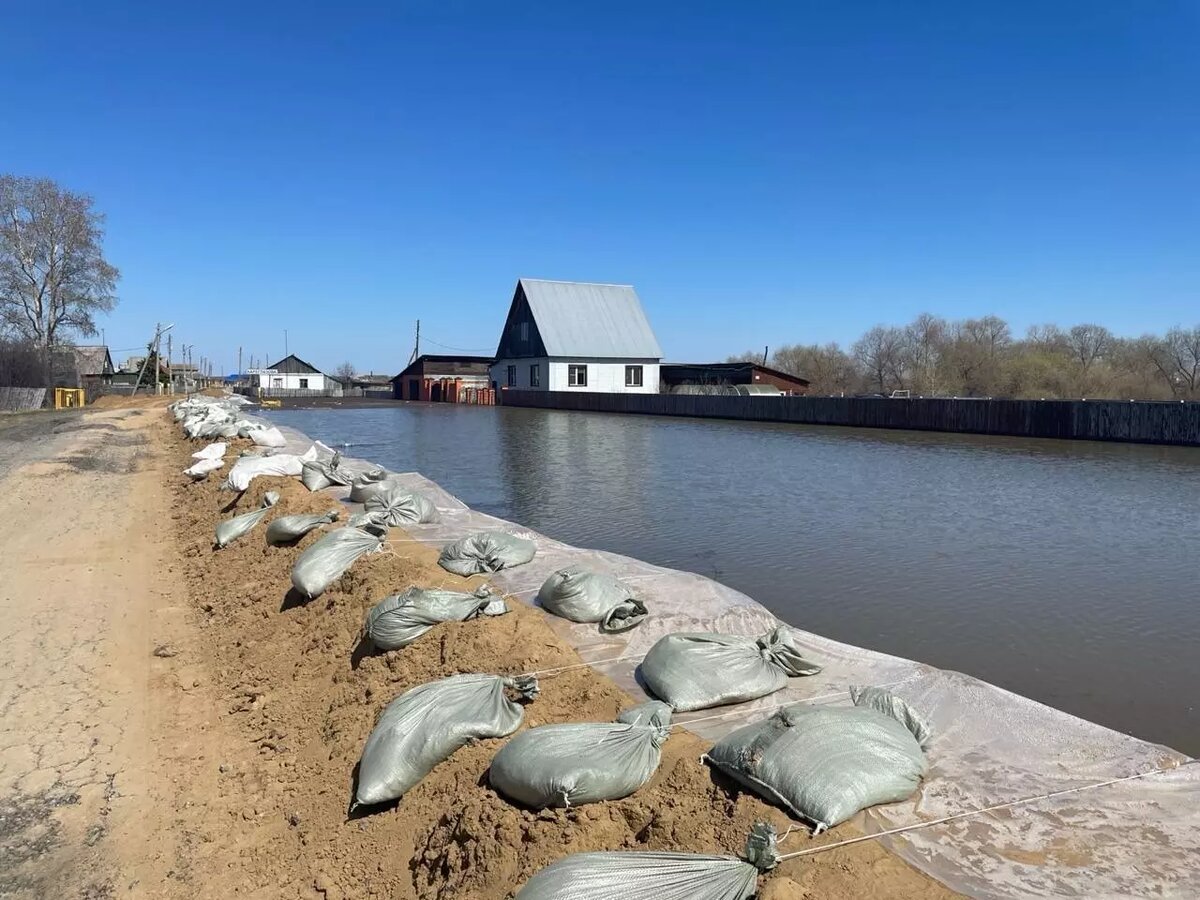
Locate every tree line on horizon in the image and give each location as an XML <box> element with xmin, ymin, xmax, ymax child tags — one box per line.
<box><xmin>730</xmin><ymin>314</ymin><xmax>1200</xmax><ymax>401</ymax></box>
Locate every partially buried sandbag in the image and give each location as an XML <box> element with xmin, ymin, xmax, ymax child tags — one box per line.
<box><xmin>355</xmin><ymin>673</ymin><xmax>538</xmax><ymax>808</ymax></box>
<box><xmin>639</xmin><ymin>626</ymin><xmax>821</xmax><ymax>712</ymax></box>
<box><xmin>348</xmin><ymin>468</ymin><xmax>397</xmax><ymax>503</ymax></box>
<box><xmin>363</xmin><ymin>586</ymin><xmax>507</xmax><ymax>650</ymax></box>
<box><xmin>537</xmin><ymin>565</ymin><xmax>647</xmax><ymax>633</ymax></box>
<box><xmin>359</xmin><ymin>482</ymin><xmax>438</xmax><ymax>526</ymax></box>
<box><xmin>248</xmin><ymin>425</ymin><xmax>288</xmax><ymax>448</ymax></box>
<box><xmin>184</xmin><ymin>457</ymin><xmax>224</xmax><ymax>481</ymax></box>
<box><xmin>265</xmin><ymin>509</ymin><xmax>340</xmax><ymax>545</ymax></box>
<box><xmin>214</xmin><ymin>491</ymin><xmax>280</xmax><ymax>549</ymax></box>
<box><xmin>290</xmin><ymin>523</ymin><xmax>385</xmax><ymax>598</ymax></box>
<box><xmin>438</xmin><ymin>530</ymin><xmax>536</xmax><ymax>576</ymax></box>
<box><xmin>703</xmin><ymin>687</ymin><xmax>929</xmax><ymax>833</ymax></box>
<box><xmin>489</xmin><ymin>701</ymin><xmax>671</xmax><ymax>809</ymax></box>
<box><xmin>300</xmin><ymin>451</ymin><xmax>352</xmax><ymax>492</ymax></box>
<box><xmin>515</xmin><ymin>822</ymin><xmax>778</xmax><ymax>900</ymax></box>
<box><xmin>191</xmin><ymin>441</ymin><xmax>227</xmax><ymax>460</ymax></box>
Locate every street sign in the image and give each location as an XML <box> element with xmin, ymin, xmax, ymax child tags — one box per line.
<box><xmin>246</xmin><ymin>368</ymin><xmax>279</xmax><ymax>375</ymax></box>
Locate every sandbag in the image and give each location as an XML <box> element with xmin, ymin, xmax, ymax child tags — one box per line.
<box><xmin>515</xmin><ymin>822</ymin><xmax>778</xmax><ymax>900</ymax></box>
<box><xmin>265</xmin><ymin>509</ymin><xmax>340</xmax><ymax>545</ymax></box>
<box><xmin>537</xmin><ymin>565</ymin><xmax>647</xmax><ymax>633</ymax></box>
<box><xmin>438</xmin><ymin>530</ymin><xmax>536</xmax><ymax>576</ymax></box>
<box><xmin>301</xmin><ymin>451</ymin><xmax>353</xmax><ymax>492</ymax></box>
<box><xmin>348</xmin><ymin>469</ymin><xmax>399</xmax><ymax>503</ymax></box>
<box><xmin>184</xmin><ymin>457</ymin><xmax>224</xmax><ymax>481</ymax></box>
<box><xmin>639</xmin><ymin>627</ymin><xmax>821</xmax><ymax>712</ymax></box>
<box><xmin>359</xmin><ymin>483</ymin><xmax>439</xmax><ymax>527</ymax></box>
<box><xmin>703</xmin><ymin>688</ymin><xmax>929</xmax><ymax>833</ymax></box>
<box><xmin>355</xmin><ymin>673</ymin><xmax>538</xmax><ymax>807</ymax></box>
<box><xmin>363</xmin><ymin>586</ymin><xmax>507</xmax><ymax>650</ymax></box>
<box><xmin>489</xmin><ymin>701</ymin><xmax>671</xmax><ymax>808</ymax></box>
<box><xmin>192</xmin><ymin>442</ymin><xmax>227</xmax><ymax>460</ymax></box>
<box><xmin>248</xmin><ymin>425</ymin><xmax>288</xmax><ymax>448</ymax></box>
<box><xmin>214</xmin><ymin>491</ymin><xmax>280</xmax><ymax>549</ymax></box>
<box><xmin>290</xmin><ymin>524</ymin><xmax>385</xmax><ymax>598</ymax></box>
<box><xmin>224</xmin><ymin>444</ymin><xmax>320</xmax><ymax>491</ymax></box>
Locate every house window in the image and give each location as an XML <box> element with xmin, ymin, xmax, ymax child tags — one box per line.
<box><xmin>271</xmin><ymin>377</ymin><xmax>283</xmax><ymax>388</ymax></box>
<box><xmin>625</xmin><ymin>365</ymin><xmax>643</xmax><ymax>387</ymax></box>
<box><xmin>519</xmin><ymin>322</ymin><xmax>529</xmax><ymax>343</ymax></box>
<box><xmin>568</xmin><ymin>364</ymin><xmax>588</xmax><ymax>387</ymax></box>
<box><xmin>507</xmin><ymin>365</ymin><xmax>516</xmax><ymax>387</ymax></box>
<box><xmin>530</xmin><ymin>364</ymin><xmax>541</xmax><ymax>387</ymax></box>
<box><xmin>299</xmin><ymin>378</ymin><xmax>309</xmax><ymax>389</ymax></box>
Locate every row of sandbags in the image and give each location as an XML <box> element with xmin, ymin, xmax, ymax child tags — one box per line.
<box><xmin>351</xmin><ymin>667</ymin><xmax>930</xmax><ymax>834</ymax></box>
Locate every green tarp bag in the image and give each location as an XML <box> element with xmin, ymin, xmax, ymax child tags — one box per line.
<box><xmin>438</xmin><ymin>530</ymin><xmax>536</xmax><ymax>577</ymax></box>
<box><xmin>355</xmin><ymin>673</ymin><xmax>538</xmax><ymax>808</ymax></box>
<box><xmin>214</xmin><ymin>491</ymin><xmax>280</xmax><ymax>549</ymax></box>
<box><xmin>639</xmin><ymin>626</ymin><xmax>822</xmax><ymax>711</ymax></box>
<box><xmin>265</xmin><ymin>509</ymin><xmax>340</xmax><ymax>545</ymax></box>
<box><xmin>363</xmin><ymin>586</ymin><xmax>508</xmax><ymax>650</ymax></box>
<box><xmin>537</xmin><ymin>565</ymin><xmax>648</xmax><ymax>633</ymax></box>
<box><xmin>489</xmin><ymin>701</ymin><xmax>671</xmax><ymax>808</ymax></box>
<box><xmin>703</xmin><ymin>687</ymin><xmax>929</xmax><ymax>833</ymax></box>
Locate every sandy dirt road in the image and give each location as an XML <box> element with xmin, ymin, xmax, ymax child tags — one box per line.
<box><xmin>0</xmin><ymin>405</ymin><xmax>233</xmax><ymax>899</ymax></box>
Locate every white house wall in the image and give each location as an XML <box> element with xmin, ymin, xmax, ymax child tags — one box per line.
<box><xmin>491</xmin><ymin>359</ymin><xmax>659</xmax><ymax>394</ymax></box>
<box><xmin>262</xmin><ymin>373</ymin><xmax>327</xmax><ymax>391</ymax></box>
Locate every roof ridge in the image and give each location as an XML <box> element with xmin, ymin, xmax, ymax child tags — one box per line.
<box><xmin>520</xmin><ymin>277</ymin><xmax>634</xmax><ymax>289</ymax></box>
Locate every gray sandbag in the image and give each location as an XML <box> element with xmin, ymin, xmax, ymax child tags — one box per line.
<box><xmin>355</xmin><ymin>673</ymin><xmax>539</xmax><ymax>808</ymax></box>
<box><xmin>515</xmin><ymin>822</ymin><xmax>778</xmax><ymax>900</ymax></box>
<box><xmin>290</xmin><ymin>524</ymin><xmax>385</xmax><ymax>598</ymax></box>
<box><xmin>363</xmin><ymin>586</ymin><xmax>508</xmax><ymax>651</ymax></box>
<box><xmin>489</xmin><ymin>701</ymin><xmax>672</xmax><ymax>809</ymax></box>
<box><xmin>639</xmin><ymin>626</ymin><xmax>821</xmax><ymax>712</ymax></box>
<box><xmin>702</xmin><ymin>688</ymin><xmax>929</xmax><ymax>833</ymax></box>
<box><xmin>348</xmin><ymin>468</ymin><xmax>398</xmax><ymax>503</ymax></box>
<box><xmin>214</xmin><ymin>491</ymin><xmax>280</xmax><ymax>549</ymax></box>
<box><xmin>300</xmin><ymin>451</ymin><xmax>352</xmax><ymax>491</ymax></box>
<box><xmin>537</xmin><ymin>565</ymin><xmax>647</xmax><ymax>633</ymax></box>
<box><xmin>265</xmin><ymin>509</ymin><xmax>340</xmax><ymax>545</ymax></box>
<box><xmin>438</xmin><ymin>530</ymin><xmax>536</xmax><ymax>576</ymax></box>
<box><xmin>360</xmin><ymin>482</ymin><xmax>439</xmax><ymax>527</ymax></box>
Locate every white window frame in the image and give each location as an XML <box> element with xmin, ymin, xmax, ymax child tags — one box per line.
<box><xmin>506</xmin><ymin>365</ymin><xmax>516</xmax><ymax>387</ymax></box>
<box><xmin>568</xmin><ymin>364</ymin><xmax>588</xmax><ymax>387</ymax></box>
<box><xmin>529</xmin><ymin>363</ymin><xmax>540</xmax><ymax>387</ymax></box>
<box><xmin>625</xmin><ymin>365</ymin><xmax>643</xmax><ymax>387</ymax></box>
<box><xmin>299</xmin><ymin>377</ymin><xmax>309</xmax><ymax>389</ymax></box>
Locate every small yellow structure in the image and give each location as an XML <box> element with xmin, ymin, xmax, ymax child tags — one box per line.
<box><xmin>54</xmin><ymin>388</ymin><xmax>86</xmax><ymax>409</ymax></box>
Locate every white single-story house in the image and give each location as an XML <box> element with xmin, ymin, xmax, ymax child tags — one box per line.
<box><xmin>251</xmin><ymin>354</ymin><xmax>330</xmax><ymax>392</ymax></box>
<box><xmin>490</xmin><ymin>279</ymin><xmax>662</xmax><ymax>394</ymax></box>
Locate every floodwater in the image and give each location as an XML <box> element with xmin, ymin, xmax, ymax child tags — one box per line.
<box><xmin>267</xmin><ymin>404</ymin><xmax>1200</xmax><ymax>754</ymax></box>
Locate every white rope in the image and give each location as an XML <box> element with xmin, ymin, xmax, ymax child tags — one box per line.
<box><xmin>776</xmin><ymin>759</ymin><xmax>1197</xmax><ymax>862</ymax></box>
<box><xmin>523</xmin><ymin>653</ymin><xmax>643</xmax><ymax>678</ymax></box>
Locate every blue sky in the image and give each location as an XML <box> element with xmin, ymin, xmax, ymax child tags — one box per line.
<box><xmin>2</xmin><ymin>1</ymin><xmax>1196</xmax><ymax>374</ymax></box>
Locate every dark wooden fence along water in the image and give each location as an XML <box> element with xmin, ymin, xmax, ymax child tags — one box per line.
<box><xmin>499</xmin><ymin>390</ymin><xmax>1200</xmax><ymax>446</ymax></box>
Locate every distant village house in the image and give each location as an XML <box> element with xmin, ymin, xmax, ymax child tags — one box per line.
<box><xmin>490</xmin><ymin>279</ymin><xmax>662</xmax><ymax>394</ymax></box>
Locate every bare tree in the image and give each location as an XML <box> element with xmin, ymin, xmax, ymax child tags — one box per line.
<box><xmin>1139</xmin><ymin>327</ymin><xmax>1200</xmax><ymax>398</ymax></box>
<box><xmin>1</xmin><ymin>176</ymin><xmax>118</xmax><ymax>386</ymax></box>
<box><xmin>335</xmin><ymin>361</ymin><xmax>356</xmax><ymax>381</ymax></box>
<box><xmin>771</xmin><ymin>342</ymin><xmax>859</xmax><ymax>395</ymax></box>
<box><xmin>852</xmin><ymin>325</ymin><xmax>907</xmax><ymax>394</ymax></box>
<box><xmin>902</xmin><ymin>313</ymin><xmax>946</xmax><ymax>395</ymax></box>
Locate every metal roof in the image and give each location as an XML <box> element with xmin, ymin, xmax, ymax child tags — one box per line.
<box><xmin>517</xmin><ymin>279</ymin><xmax>662</xmax><ymax>359</ymax></box>
<box><xmin>267</xmin><ymin>354</ymin><xmax>324</xmax><ymax>375</ymax></box>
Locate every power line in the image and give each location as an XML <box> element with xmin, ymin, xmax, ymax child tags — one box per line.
<box><xmin>420</xmin><ymin>336</ymin><xmax>495</xmax><ymax>353</ymax></box>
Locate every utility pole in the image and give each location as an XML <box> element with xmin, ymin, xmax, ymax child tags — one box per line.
<box><xmin>284</xmin><ymin>329</ymin><xmax>289</xmax><ymax>357</ymax></box>
<box><xmin>408</xmin><ymin>319</ymin><xmax>421</xmax><ymax>365</ymax></box>
<box><xmin>167</xmin><ymin>334</ymin><xmax>173</xmax><ymax>395</ymax></box>
<box><xmin>132</xmin><ymin>323</ymin><xmax>173</xmax><ymax>397</ymax></box>
<box><xmin>238</xmin><ymin>346</ymin><xmax>243</xmax><ymax>383</ymax></box>
<box><xmin>762</xmin><ymin>345</ymin><xmax>769</xmax><ymax>365</ymax></box>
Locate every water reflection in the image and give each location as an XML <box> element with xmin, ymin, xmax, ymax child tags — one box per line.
<box><xmin>269</xmin><ymin>404</ymin><xmax>1200</xmax><ymax>753</ymax></box>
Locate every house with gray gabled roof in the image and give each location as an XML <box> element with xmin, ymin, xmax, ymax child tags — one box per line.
<box><xmin>490</xmin><ymin>279</ymin><xmax>662</xmax><ymax>394</ymax></box>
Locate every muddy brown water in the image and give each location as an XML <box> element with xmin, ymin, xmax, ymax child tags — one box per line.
<box><xmin>266</xmin><ymin>404</ymin><xmax>1200</xmax><ymax>754</ymax></box>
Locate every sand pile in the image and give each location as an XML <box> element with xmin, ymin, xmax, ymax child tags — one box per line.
<box><xmin>161</xmin><ymin>415</ymin><xmax>956</xmax><ymax>899</ymax></box>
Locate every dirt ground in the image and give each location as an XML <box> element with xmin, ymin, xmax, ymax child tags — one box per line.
<box><xmin>0</xmin><ymin>399</ymin><xmax>959</xmax><ymax>899</ymax></box>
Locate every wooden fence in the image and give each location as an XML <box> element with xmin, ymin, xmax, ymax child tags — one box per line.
<box><xmin>499</xmin><ymin>391</ymin><xmax>1200</xmax><ymax>446</ymax></box>
<box><xmin>0</xmin><ymin>386</ymin><xmax>47</xmax><ymax>411</ymax></box>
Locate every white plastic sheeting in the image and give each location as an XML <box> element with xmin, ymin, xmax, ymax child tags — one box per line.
<box><xmin>261</xmin><ymin>420</ymin><xmax>1200</xmax><ymax>899</ymax></box>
